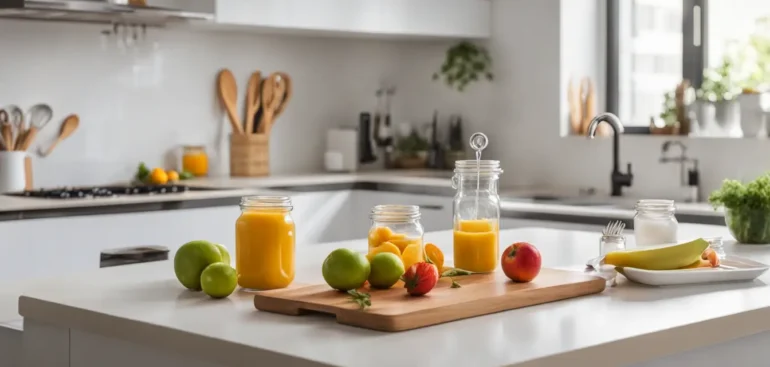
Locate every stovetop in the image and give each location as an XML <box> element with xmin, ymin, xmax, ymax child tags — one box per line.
<box><xmin>6</xmin><ymin>185</ymin><xmax>194</xmax><ymax>199</ymax></box>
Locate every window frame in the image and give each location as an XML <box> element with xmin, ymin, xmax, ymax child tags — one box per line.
<box><xmin>606</xmin><ymin>0</ymin><xmax>707</xmax><ymax>133</ymax></box>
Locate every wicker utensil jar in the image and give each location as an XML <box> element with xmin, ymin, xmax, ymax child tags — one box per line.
<box><xmin>230</xmin><ymin>134</ymin><xmax>269</xmax><ymax>177</ymax></box>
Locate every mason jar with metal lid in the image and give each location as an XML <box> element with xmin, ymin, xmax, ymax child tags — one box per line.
<box><xmin>452</xmin><ymin>160</ymin><xmax>504</xmax><ymax>272</ymax></box>
<box><xmin>368</xmin><ymin>205</ymin><xmax>424</xmax><ymax>271</ymax></box>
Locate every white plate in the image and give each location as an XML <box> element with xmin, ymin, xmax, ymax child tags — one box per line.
<box><xmin>620</xmin><ymin>256</ymin><xmax>769</xmax><ymax>286</ymax></box>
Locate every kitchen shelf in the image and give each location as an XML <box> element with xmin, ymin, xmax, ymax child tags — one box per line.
<box><xmin>208</xmin><ymin>0</ymin><xmax>491</xmax><ymax>40</ymax></box>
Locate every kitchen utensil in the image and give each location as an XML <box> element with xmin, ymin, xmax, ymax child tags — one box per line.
<box><xmin>253</xmin><ymin>269</ymin><xmax>605</xmax><ymax>332</ymax></box>
<box><xmin>0</xmin><ymin>110</ymin><xmax>12</xmax><ymax>151</ymax></box>
<box><xmin>603</xmin><ymin>220</ymin><xmax>625</xmax><ymax>236</ymax></box>
<box><xmin>216</xmin><ymin>69</ymin><xmax>244</xmax><ymax>135</ymax></box>
<box><xmin>358</xmin><ymin>112</ymin><xmax>377</xmax><ymax>163</ymax></box>
<box><xmin>3</xmin><ymin>105</ymin><xmax>24</xmax><ymax>150</ymax></box>
<box><xmin>38</xmin><ymin>114</ymin><xmax>79</xmax><ymax>157</ymax></box>
<box><xmin>20</xmin><ymin>104</ymin><xmax>53</xmax><ymax>151</ymax></box>
<box><xmin>244</xmin><ymin>71</ymin><xmax>261</xmax><ymax>134</ymax></box>
<box><xmin>272</xmin><ymin>72</ymin><xmax>292</xmax><ymax>121</ymax></box>
<box><xmin>620</xmin><ymin>256</ymin><xmax>769</xmax><ymax>286</ymax></box>
<box><xmin>0</xmin><ymin>151</ymin><xmax>26</xmax><ymax>193</ymax></box>
<box><xmin>568</xmin><ymin>79</ymin><xmax>582</xmax><ymax>135</ymax></box>
<box><xmin>258</xmin><ymin>73</ymin><xmax>287</xmax><ymax>135</ymax></box>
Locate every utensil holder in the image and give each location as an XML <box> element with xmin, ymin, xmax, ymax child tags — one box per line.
<box><xmin>230</xmin><ymin>134</ymin><xmax>269</xmax><ymax>177</ymax></box>
<box><xmin>0</xmin><ymin>151</ymin><xmax>27</xmax><ymax>193</ymax></box>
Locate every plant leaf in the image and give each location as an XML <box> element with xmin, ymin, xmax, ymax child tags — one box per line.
<box><xmin>451</xmin><ymin>279</ymin><xmax>461</xmax><ymax>288</ymax></box>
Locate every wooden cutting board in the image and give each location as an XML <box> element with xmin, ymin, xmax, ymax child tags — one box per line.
<box><xmin>253</xmin><ymin>268</ymin><xmax>605</xmax><ymax>332</ymax></box>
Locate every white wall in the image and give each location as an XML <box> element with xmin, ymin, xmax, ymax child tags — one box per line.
<box><xmin>0</xmin><ymin>20</ymin><xmax>403</xmax><ymax>188</ymax></box>
<box><xmin>400</xmin><ymin>0</ymin><xmax>770</xmax><ymax>200</ymax></box>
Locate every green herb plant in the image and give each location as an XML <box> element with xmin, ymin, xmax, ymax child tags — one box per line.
<box><xmin>709</xmin><ymin>173</ymin><xmax>770</xmax><ymax>243</ymax></box>
<box><xmin>659</xmin><ymin>91</ymin><xmax>679</xmax><ymax>127</ymax></box>
<box><xmin>395</xmin><ymin>131</ymin><xmax>429</xmax><ymax>158</ymax></box>
<box><xmin>433</xmin><ymin>41</ymin><xmax>493</xmax><ymax>92</ymax></box>
<box><xmin>697</xmin><ymin>58</ymin><xmax>742</xmax><ymax>102</ymax></box>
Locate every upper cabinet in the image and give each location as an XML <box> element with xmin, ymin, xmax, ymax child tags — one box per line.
<box><xmin>210</xmin><ymin>0</ymin><xmax>491</xmax><ymax>39</ymax></box>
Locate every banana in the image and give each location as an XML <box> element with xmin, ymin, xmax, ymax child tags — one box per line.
<box><xmin>605</xmin><ymin>238</ymin><xmax>710</xmax><ymax>270</ymax></box>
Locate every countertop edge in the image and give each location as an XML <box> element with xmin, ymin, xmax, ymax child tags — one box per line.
<box><xmin>18</xmin><ymin>294</ymin><xmax>770</xmax><ymax>367</ymax></box>
<box><xmin>18</xmin><ymin>296</ymin><xmax>331</xmax><ymax>367</ymax></box>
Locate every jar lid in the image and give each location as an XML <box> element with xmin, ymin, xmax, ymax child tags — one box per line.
<box><xmin>454</xmin><ymin>160</ymin><xmax>503</xmax><ymax>175</ymax></box>
<box><xmin>370</xmin><ymin>205</ymin><xmax>421</xmax><ymax>221</ymax></box>
<box><xmin>240</xmin><ymin>195</ymin><xmax>293</xmax><ymax>210</ymax></box>
<box><xmin>635</xmin><ymin>199</ymin><xmax>675</xmax><ymax>212</ymax></box>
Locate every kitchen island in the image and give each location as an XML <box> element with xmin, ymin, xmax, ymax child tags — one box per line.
<box><xmin>17</xmin><ymin>225</ymin><xmax>770</xmax><ymax>367</ymax></box>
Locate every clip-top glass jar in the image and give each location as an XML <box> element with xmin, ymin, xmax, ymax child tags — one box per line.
<box><xmin>633</xmin><ymin>199</ymin><xmax>678</xmax><ymax>247</ymax></box>
<box><xmin>452</xmin><ymin>160</ymin><xmax>504</xmax><ymax>273</ymax></box>
<box><xmin>367</xmin><ymin>205</ymin><xmax>424</xmax><ymax>271</ymax></box>
<box><xmin>235</xmin><ymin>196</ymin><xmax>295</xmax><ymax>290</ymax></box>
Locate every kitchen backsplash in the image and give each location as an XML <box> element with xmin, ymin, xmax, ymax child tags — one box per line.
<box><xmin>0</xmin><ymin>19</ymin><xmax>403</xmax><ymax>187</ymax></box>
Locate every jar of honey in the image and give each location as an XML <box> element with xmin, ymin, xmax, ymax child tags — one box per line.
<box><xmin>235</xmin><ymin>196</ymin><xmax>295</xmax><ymax>290</ymax></box>
<box><xmin>367</xmin><ymin>205</ymin><xmax>424</xmax><ymax>271</ymax></box>
<box><xmin>182</xmin><ymin>145</ymin><xmax>208</xmax><ymax>177</ymax></box>
<box><xmin>452</xmin><ymin>160</ymin><xmax>503</xmax><ymax>273</ymax></box>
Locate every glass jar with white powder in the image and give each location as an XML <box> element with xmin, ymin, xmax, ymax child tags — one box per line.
<box><xmin>633</xmin><ymin>200</ymin><xmax>678</xmax><ymax>247</ymax></box>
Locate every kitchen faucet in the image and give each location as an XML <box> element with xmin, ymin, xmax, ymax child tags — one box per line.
<box><xmin>660</xmin><ymin>140</ymin><xmax>700</xmax><ymax>202</ymax></box>
<box><xmin>587</xmin><ymin>113</ymin><xmax>633</xmax><ymax>196</ymax></box>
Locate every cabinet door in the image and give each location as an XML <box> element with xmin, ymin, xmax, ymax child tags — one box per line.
<box><xmin>500</xmin><ymin>218</ymin><xmax>604</xmax><ymax>232</ymax></box>
<box><xmin>350</xmin><ymin>191</ymin><xmax>453</xmax><ymax>233</ymax></box>
<box><xmin>290</xmin><ymin>190</ymin><xmax>354</xmax><ymax>244</ymax></box>
<box><xmin>0</xmin><ymin>206</ymin><xmax>241</xmax><ymax>282</ymax></box>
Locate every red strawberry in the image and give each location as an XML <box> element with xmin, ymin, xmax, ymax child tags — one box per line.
<box><xmin>402</xmin><ymin>262</ymin><xmax>438</xmax><ymax>296</ymax></box>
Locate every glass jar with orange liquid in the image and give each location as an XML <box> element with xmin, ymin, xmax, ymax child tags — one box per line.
<box><xmin>367</xmin><ymin>205</ymin><xmax>424</xmax><ymax>271</ymax></box>
<box><xmin>182</xmin><ymin>145</ymin><xmax>209</xmax><ymax>177</ymax></box>
<box><xmin>235</xmin><ymin>196</ymin><xmax>295</xmax><ymax>290</ymax></box>
<box><xmin>452</xmin><ymin>160</ymin><xmax>503</xmax><ymax>273</ymax></box>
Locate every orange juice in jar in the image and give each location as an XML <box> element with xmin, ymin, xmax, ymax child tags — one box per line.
<box><xmin>235</xmin><ymin>196</ymin><xmax>295</xmax><ymax>290</ymax></box>
<box><xmin>451</xmin><ymin>158</ymin><xmax>503</xmax><ymax>273</ymax></box>
<box><xmin>182</xmin><ymin>145</ymin><xmax>209</xmax><ymax>177</ymax></box>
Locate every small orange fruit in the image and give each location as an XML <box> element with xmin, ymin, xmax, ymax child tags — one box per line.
<box><xmin>167</xmin><ymin>170</ymin><xmax>180</xmax><ymax>182</ymax></box>
<box><xmin>149</xmin><ymin>168</ymin><xmax>168</xmax><ymax>185</ymax></box>
<box><xmin>424</xmin><ymin>243</ymin><xmax>444</xmax><ymax>271</ymax></box>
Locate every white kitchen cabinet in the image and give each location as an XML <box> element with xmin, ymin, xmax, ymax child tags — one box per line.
<box><xmin>0</xmin><ymin>191</ymin><xmax>353</xmax><ymax>282</ymax></box>
<box><xmin>500</xmin><ymin>218</ymin><xmax>605</xmax><ymax>233</ymax></box>
<box><xmin>211</xmin><ymin>0</ymin><xmax>491</xmax><ymax>39</ymax></box>
<box><xmin>349</xmin><ymin>190</ymin><xmax>453</xmax><ymax>233</ymax></box>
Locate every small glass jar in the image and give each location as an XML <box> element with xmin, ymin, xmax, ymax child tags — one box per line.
<box><xmin>633</xmin><ymin>199</ymin><xmax>678</xmax><ymax>247</ymax></box>
<box><xmin>452</xmin><ymin>160</ymin><xmax>503</xmax><ymax>273</ymax></box>
<box><xmin>235</xmin><ymin>196</ymin><xmax>295</xmax><ymax>291</ymax></box>
<box><xmin>368</xmin><ymin>205</ymin><xmax>424</xmax><ymax>271</ymax></box>
<box><xmin>182</xmin><ymin>145</ymin><xmax>209</xmax><ymax>177</ymax></box>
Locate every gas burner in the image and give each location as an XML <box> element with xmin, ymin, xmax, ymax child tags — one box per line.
<box><xmin>9</xmin><ymin>185</ymin><xmax>190</xmax><ymax>199</ymax></box>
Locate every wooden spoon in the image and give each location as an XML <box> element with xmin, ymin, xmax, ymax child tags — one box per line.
<box><xmin>244</xmin><ymin>71</ymin><xmax>262</xmax><ymax>134</ymax></box>
<box><xmin>216</xmin><ymin>69</ymin><xmax>244</xmax><ymax>135</ymax></box>
<box><xmin>273</xmin><ymin>72</ymin><xmax>293</xmax><ymax>121</ymax></box>
<box><xmin>259</xmin><ymin>73</ymin><xmax>288</xmax><ymax>135</ymax></box>
<box><xmin>38</xmin><ymin>114</ymin><xmax>79</xmax><ymax>157</ymax></box>
<box><xmin>0</xmin><ymin>109</ymin><xmax>12</xmax><ymax>151</ymax></box>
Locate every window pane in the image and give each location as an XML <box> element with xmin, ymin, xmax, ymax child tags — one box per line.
<box><xmin>618</xmin><ymin>0</ymin><xmax>683</xmax><ymax>126</ymax></box>
<box><xmin>707</xmin><ymin>0</ymin><xmax>770</xmax><ymax>90</ymax></box>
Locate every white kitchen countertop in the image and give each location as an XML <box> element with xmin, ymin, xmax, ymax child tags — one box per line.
<box><xmin>16</xmin><ymin>224</ymin><xmax>770</xmax><ymax>367</ymax></box>
<box><xmin>0</xmin><ymin>169</ymin><xmax>722</xmax><ymax>219</ymax></box>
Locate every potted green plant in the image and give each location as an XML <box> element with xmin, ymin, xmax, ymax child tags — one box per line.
<box><xmin>650</xmin><ymin>91</ymin><xmax>681</xmax><ymax>135</ymax></box>
<box><xmin>394</xmin><ymin>131</ymin><xmax>429</xmax><ymax>169</ymax></box>
<box><xmin>697</xmin><ymin>58</ymin><xmax>742</xmax><ymax>133</ymax></box>
<box><xmin>709</xmin><ymin>174</ymin><xmax>770</xmax><ymax>244</ymax></box>
<box><xmin>433</xmin><ymin>41</ymin><xmax>493</xmax><ymax>92</ymax></box>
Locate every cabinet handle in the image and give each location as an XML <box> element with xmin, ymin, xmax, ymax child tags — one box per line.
<box><xmin>418</xmin><ymin>204</ymin><xmax>444</xmax><ymax>211</ymax></box>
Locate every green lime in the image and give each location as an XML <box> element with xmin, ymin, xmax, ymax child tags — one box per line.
<box><xmin>201</xmin><ymin>263</ymin><xmax>237</xmax><ymax>298</ymax></box>
<box><xmin>322</xmin><ymin>248</ymin><xmax>370</xmax><ymax>291</ymax></box>
<box><xmin>368</xmin><ymin>252</ymin><xmax>405</xmax><ymax>289</ymax></box>
<box><xmin>214</xmin><ymin>243</ymin><xmax>231</xmax><ymax>265</ymax></box>
<box><xmin>174</xmin><ymin>240</ymin><xmax>223</xmax><ymax>290</ymax></box>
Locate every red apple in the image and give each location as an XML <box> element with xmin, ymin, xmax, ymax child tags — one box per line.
<box><xmin>501</xmin><ymin>242</ymin><xmax>542</xmax><ymax>282</ymax></box>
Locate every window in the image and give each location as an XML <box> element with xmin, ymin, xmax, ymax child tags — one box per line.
<box><xmin>608</xmin><ymin>0</ymin><xmax>770</xmax><ymax>133</ymax></box>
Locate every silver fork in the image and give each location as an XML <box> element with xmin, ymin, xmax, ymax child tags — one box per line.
<box><xmin>602</xmin><ymin>220</ymin><xmax>626</xmax><ymax>236</ymax></box>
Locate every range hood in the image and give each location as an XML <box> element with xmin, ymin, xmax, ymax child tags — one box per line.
<box><xmin>0</xmin><ymin>0</ymin><xmax>215</xmax><ymax>25</ymax></box>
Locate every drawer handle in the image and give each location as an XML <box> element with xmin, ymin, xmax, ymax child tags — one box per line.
<box><xmin>418</xmin><ymin>204</ymin><xmax>444</xmax><ymax>211</ymax></box>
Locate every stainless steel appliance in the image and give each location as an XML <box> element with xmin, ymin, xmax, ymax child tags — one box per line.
<box><xmin>0</xmin><ymin>0</ymin><xmax>215</xmax><ymax>25</ymax></box>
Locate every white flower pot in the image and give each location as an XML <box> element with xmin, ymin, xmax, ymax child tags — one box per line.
<box><xmin>714</xmin><ymin>100</ymin><xmax>741</xmax><ymax>137</ymax></box>
<box><xmin>739</xmin><ymin>93</ymin><xmax>769</xmax><ymax>138</ymax></box>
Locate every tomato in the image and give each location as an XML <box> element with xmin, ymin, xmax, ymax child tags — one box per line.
<box><xmin>402</xmin><ymin>262</ymin><xmax>438</xmax><ymax>296</ymax></box>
